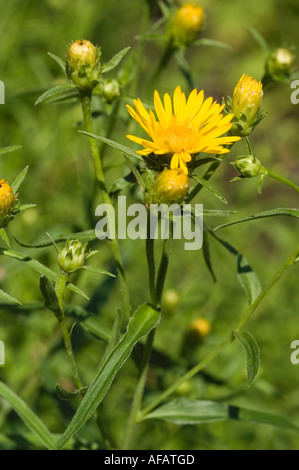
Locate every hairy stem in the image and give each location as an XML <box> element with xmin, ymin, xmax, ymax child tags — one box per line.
<box><xmin>80</xmin><ymin>90</ymin><xmax>131</xmax><ymax>319</ymax></box>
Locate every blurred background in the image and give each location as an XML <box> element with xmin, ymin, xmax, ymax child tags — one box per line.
<box><xmin>0</xmin><ymin>0</ymin><xmax>299</xmax><ymax>450</ymax></box>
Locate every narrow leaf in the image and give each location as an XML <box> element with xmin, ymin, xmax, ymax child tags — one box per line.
<box><xmin>102</xmin><ymin>47</ymin><xmax>131</xmax><ymax>74</ymax></box>
<box><xmin>192</xmin><ymin>175</ymin><xmax>227</xmax><ymax>204</ymax></box>
<box><xmin>214</xmin><ymin>208</ymin><xmax>299</xmax><ymax>231</ymax></box>
<box><xmin>233</xmin><ymin>331</ymin><xmax>260</xmax><ymax>386</ymax></box>
<box><xmin>13</xmin><ymin>229</ymin><xmax>97</xmax><ymax>248</ymax></box>
<box><xmin>54</xmin><ymin>304</ymin><xmax>160</xmax><ymax>449</ymax></box>
<box><xmin>210</xmin><ymin>231</ymin><xmax>262</xmax><ymax>304</ymax></box>
<box><xmin>0</xmin><ymin>381</ymin><xmax>56</xmax><ymax>449</ymax></box>
<box><xmin>48</xmin><ymin>52</ymin><xmax>67</xmax><ymax>75</ymax></box>
<box><xmin>0</xmin><ymin>145</ymin><xmax>22</xmax><ymax>156</ymax></box>
<box><xmin>203</xmin><ymin>210</ymin><xmax>238</xmax><ymax>217</ymax></box>
<box><xmin>0</xmin><ymin>289</ymin><xmax>21</xmax><ymax>305</ymax></box>
<box><xmin>11</xmin><ymin>166</ymin><xmax>29</xmax><ymax>193</ymax></box>
<box><xmin>79</xmin><ymin>131</ymin><xmax>144</xmax><ymax>162</ymax></box>
<box><xmin>202</xmin><ymin>227</ymin><xmax>216</xmax><ymax>282</ymax></box>
<box><xmin>80</xmin><ymin>265</ymin><xmax>115</xmax><ymax>278</ymax></box>
<box><xmin>246</xmin><ymin>26</ymin><xmax>271</xmax><ymax>54</ymax></box>
<box><xmin>39</xmin><ymin>275</ymin><xmax>62</xmax><ymax>320</ymax></box>
<box><xmin>194</xmin><ymin>38</ymin><xmax>232</xmax><ymax>50</ymax></box>
<box><xmin>142</xmin><ymin>398</ymin><xmax>299</xmax><ymax>433</ymax></box>
<box><xmin>35</xmin><ymin>85</ymin><xmax>76</xmax><ymax>106</ymax></box>
<box><xmin>0</xmin><ymin>228</ymin><xmax>10</xmax><ymax>247</ymax></box>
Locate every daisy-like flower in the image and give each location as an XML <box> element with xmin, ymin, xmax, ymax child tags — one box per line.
<box><xmin>126</xmin><ymin>86</ymin><xmax>240</xmax><ymax>174</ymax></box>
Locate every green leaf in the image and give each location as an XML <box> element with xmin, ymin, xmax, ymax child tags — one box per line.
<box><xmin>48</xmin><ymin>52</ymin><xmax>67</xmax><ymax>75</ymax></box>
<box><xmin>246</xmin><ymin>26</ymin><xmax>271</xmax><ymax>54</ymax></box>
<box><xmin>0</xmin><ymin>228</ymin><xmax>10</xmax><ymax>247</ymax></box>
<box><xmin>102</xmin><ymin>47</ymin><xmax>131</xmax><ymax>74</ymax></box>
<box><xmin>54</xmin><ymin>303</ymin><xmax>160</xmax><ymax>449</ymax></box>
<box><xmin>203</xmin><ymin>210</ymin><xmax>238</xmax><ymax>217</ymax></box>
<box><xmin>79</xmin><ymin>265</ymin><xmax>115</xmax><ymax>278</ymax></box>
<box><xmin>192</xmin><ymin>175</ymin><xmax>227</xmax><ymax>204</ymax></box>
<box><xmin>233</xmin><ymin>331</ymin><xmax>260</xmax><ymax>386</ymax></box>
<box><xmin>13</xmin><ymin>229</ymin><xmax>97</xmax><ymax>248</ymax></box>
<box><xmin>210</xmin><ymin>231</ymin><xmax>262</xmax><ymax>304</ymax></box>
<box><xmin>0</xmin><ymin>289</ymin><xmax>21</xmax><ymax>305</ymax></box>
<box><xmin>0</xmin><ymin>145</ymin><xmax>22</xmax><ymax>156</ymax></box>
<box><xmin>35</xmin><ymin>84</ymin><xmax>76</xmax><ymax>106</ymax></box>
<box><xmin>194</xmin><ymin>38</ymin><xmax>232</xmax><ymax>50</ymax></box>
<box><xmin>142</xmin><ymin>398</ymin><xmax>299</xmax><ymax>433</ymax></box>
<box><xmin>214</xmin><ymin>208</ymin><xmax>299</xmax><ymax>231</ymax></box>
<box><xmin>11</xmin><ymin>166</ymin><xmax>29</xmax><ymax>193</ymax></box>
<box><xmin>67</xmin><ymin>283</ymin><xmax>90</xmax><ymax>300</ymax></box>
<box><xmin>123</xmin><ymin>155</ymin><xmax>146</xmax><ymax>192</ymax></box>
<box><xmin>0</xmin><ymin>381</ymin><xmax>56</xmax><ymax>449</ymax></box>
<box><xmin>16</xmin><ymin>204</ymin><xmax>37</xmax><ymax>212</ymax></box>
<box><xmin>79</xmin><ymin>131</ymin><xmax>144</xmax><ymax>162</ymax></box>
<box><xmin>202</xmin><ymin>227</ymin><xmax>216</xmax><ymax>282</ymax></box>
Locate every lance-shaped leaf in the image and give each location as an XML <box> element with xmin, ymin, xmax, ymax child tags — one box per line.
<box><xmin>102</xmin><ymin>47</ymin><xmax>131</xmax><ymax>74</ymax></box>
<box><xmin>11</xmin><ymin>166</ymin><xmax>29</xmax><ymax>193</ymax></box>
<box><xmin>233</xmin><ymin>330</ymin><xmax>260</xmax><ymax>386</ymax></box>
<box><xmin>0</xmin><ymin>381</ymin><xmax>56</xmax><ymax>449</ymax></box>
<box><xmin>0</xmin><ymin>228</ymin><xmax>10</xmax><ymax>247</ymax></box>
<box><xmin>79</xmin><ymin>131</ymin><xmax>144</xmax><ymax>162</ymax></box>
<box><xmin>214</xmin><ymin>208</ymin><xmax>299</xmax><ymax>231</ymax></box>
<box><xmin>0</xmin><ymin>145</ymin><xmax>22</xmax><ymax>156</ymax></box>
<box><xmin>14</xmin><ymin>229</ymin><xmax>97</xmax><ymax>249</ymax></box>
<box><xmin>192</xmin><ymin>175</ymin><xmax>227</xmax><ymax>204</ymax></box>
<box><xmin>0</xmin><ymin>289</ymin><xmax>21</xmax><ymax>305</ymax></box>
<box><xmin>48</xmin><ymin>52</ymin><xmax>67</xmax><ymax>75</ymax></box>
<box><xmin>142</xmin><ymin>398</ymin><xmax>299</xmax><ymax>433</ymax></box>
<box><xmin>210</xmin><ymin>231</ymin><xmax>262</xmax><ymax>304</ymax></box>
<box><xmin>54</xmin><ymin>303</ymin><xmax>160</xmax><ymax>449</ymax></box>
<box><xmin>35</xmin><ymin>85</ymin><xmax>76</xmax><ymax>106</ymax></box>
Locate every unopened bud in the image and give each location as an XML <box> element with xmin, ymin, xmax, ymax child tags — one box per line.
<box><xmin>152</xmin><ymin>168</ymin><xmax>189</xmax><ymax>204</ymax></box>
<box><xmin>230</xmin><ymin>74</ymin><xmax>264</xmax><ymax>136</ymax></box>
<box><xmin>66</xmin><ymin>39</ymin><xmax>101</xmax><ymax>91</ymax></box>
<box><xmin>265</xmin><ymin>48</ymin><xmax>295</xmax><ymax>82</ymax></box>
<box><xmin>0</xmin><ymin>179</ymin><xmax>16</xmax><ymax>228</ymax></box>
<box><xmin>231</xmin><ymin>155</ymin><xmax>263</xmax><ymax>178</ymax></box>
<box><xmin>190</xmin><ymin>318</ymin><xmax>211</xmax><ymax>339</ymax></box>
<box><xmin>168</xmin><ymin>3</ymin><xmax>204</xmax><ymax>48</ymax></box>
<box><xmin>58</xmin><ymin>240</ymin><xmax>87</xmax><ymax>273</ymax></box>
<box><xmin>97</xmin><ymin>78</ymin><xmax>121</xmax><ymax>103</ymax></box>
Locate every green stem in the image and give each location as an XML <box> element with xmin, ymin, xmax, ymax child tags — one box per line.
<box><xmin>55</xmin><ymin>271</ymin><xmax>84</xmax><ymax>391</ymax></box>
<box><xmin>264</xmin><ymin>167</ymin><xmax>299</xmax><ymax>193</ymax></box>
<box><xmin>140</xmin><ymin>240</ymin><xmax>299</xmax><ymax>419</ymax></box>
<box><xmin>79</xmin><ymin>90</ymin><xmax>131</xmax><ymax>319</ymax></box>
<box><xmin>121</xmin><ymin>223</ymin><xmax>174</xmax><ymax>449</ymax></box>
<box><xmin>146</xmin><ymin>210</ymin><xmax>156</xmax><ymax>306</ymax></box>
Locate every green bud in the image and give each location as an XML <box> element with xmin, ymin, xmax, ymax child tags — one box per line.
<box><xmin>265</xmin><ymin>48</ymin><xmax>295</xmax><ymax>82</ymax></box>
<box><xmin>66</xmin><ymin>39</ymin><xmax>101</xmax><ymax>91</ymax></box>
<box><xmin>96</xmin><ymin>78</ymin><xmax>121</xmax><ymax>103</ymax></box>
<box><xmin>58</xmin><ymin>240</ymin><xmax>87</xmax><ymax>273</ymax></box>
<box><xmin>231</xmin><ymin>155</ymin><xmax>263</xmax><ymax>178</ymax></box>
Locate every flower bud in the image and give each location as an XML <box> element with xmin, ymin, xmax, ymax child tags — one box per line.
<box><xmin>152</xmin><ymin>168</ymin><xmax>189</xmax><ymax>204</ymax></box>
<box><xmin>96</xmin><ymin>78</ymin><xmax>121</xmax><ymax>104</ymax></box>
<box><xmin>230</xmin><ymin>74</ymin><xmax>264</xmax><ymax>136</ymax></box>
<box><xmin>231</xmin><ymin>155</ymin><xmax>263</xmax><ymax>178</ymax></box>
<box><xmin>190</xmin><ymin>318</ymin><xmax>211</xmax><ymax>339</ymax></box>
<box><xmin>168</xmin><ymin>3</ymin><xmax>204</xmax><ymax>48</ymax></box>
<box><xmin>58</xmin><ymin>240</ymin><xmax>87</xmax><ymax>273</ymax></box>
<box><xmin>265</xmin><ymin>48</ymin><xmax>295</xmax><ymax>82</ymax></box>
<box><xmin>0</xmin><ymin>179</ymin><xmax>16</xmax><ymax>227</ymax></box>
<box><xmin>66</xmin><ymin>39</ymin><xmax>101</xmax><ymax>91</ymax></box>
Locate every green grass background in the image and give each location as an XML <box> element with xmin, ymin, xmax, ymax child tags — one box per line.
<box><xmin>0</xmin><ymin>0</ymin><xmax>299</xmax><ymax>450</ymax></box>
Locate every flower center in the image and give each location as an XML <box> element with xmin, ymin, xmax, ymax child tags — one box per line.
<box><xmin>157</xmin><ymin>120</ymin><xmax>198</xmax><ymax>154</ymax></box>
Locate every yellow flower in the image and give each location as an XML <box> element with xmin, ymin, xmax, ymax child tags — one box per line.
<box><xmin>232</xmin><ymin>74</ymin><xmax>263</xmax><ymax>123</ymax></box>
<box><xmin>170</xmin><ymin>3</ymin><xmax>204</xmax><ymax>46</ymax></box>
<box><xmin>152</xmin><ymin>168</ymin><xmax>190</xmax><ymax>204</ymax></box>
<box><xmin>0</xmin><ymin>179</ymin><xmax>15</xmax><ymax>217</ymax></box>
<box><xmin>66</xmin><ymin>39</ymin><xmax>98</xmax><ymax>70</ymax></box>
<box><xmin>127</xmin><ymin>86</ymin><xmax>240</xmax><ymax>174</ymax></box>
<box><xmin>66</xmin><ymin>39</ymin><xmax>101</xmax><ymax>91</ymax></box>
